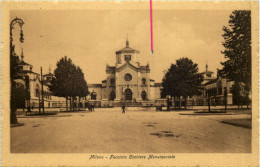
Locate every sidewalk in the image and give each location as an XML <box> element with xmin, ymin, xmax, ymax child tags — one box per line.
<box><xmin>187</xmin><ymin>105</ymin><xmax>250</xmax><ymax>110</ymax></box>
<box><xmin>221</xmin><ymin>118</ymin><xmax>251</xmax><ymax>129</ymax></box>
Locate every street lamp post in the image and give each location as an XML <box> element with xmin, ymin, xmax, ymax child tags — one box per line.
<box><xmin>10</xmin><ymin>17</ymin><xmax>24</xmax><ymax>48</ymax></box>
<box><xmin>38</xmin><ymin>89</ymin><xmax>41</xmax><ymax>114</ymax></box>
<box><xmin>10</xmin><ymin>17</ymin><xmax>24</xmax><ymax>124</ymax></box>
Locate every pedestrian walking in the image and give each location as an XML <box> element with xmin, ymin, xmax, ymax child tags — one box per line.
<box><xmin>122</xmin><ymin>103</ymin><xmax>125</xmax><ymax>114</ymax></box>
<box><xmin>92</xmin><ymin>104</ymin><xmax>95</xmax><ymax>111</ymax></box>
<box><xmin>88</xmin><ymin>103</ymin><xmax>91</xmax><ymax>111</ymax></box>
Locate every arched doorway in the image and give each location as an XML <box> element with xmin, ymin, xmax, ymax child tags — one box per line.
<box><xmin>125</xmin><ymin>89</ymin><xmax>132</xmax><ymax>100</ymax></box>
<box><xmin>91</xmin><ymin>92</ymin><xmax>97</xmax><ymax>100</ymax></box>
<box><xmin>141</xmin><ymin>91</ymin><xmax>146</xmax><ymax>100</ymax></box>
<box><xmin>110</xmin><ymin>91</ymin><xmax>116</xmax><ymax>101</ymax></box>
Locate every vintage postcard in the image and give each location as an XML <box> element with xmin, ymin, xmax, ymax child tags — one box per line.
<box><xmin>1</xmin><ymin>0</ymin><xmax>259</xmax><ymax>166</ymax></box>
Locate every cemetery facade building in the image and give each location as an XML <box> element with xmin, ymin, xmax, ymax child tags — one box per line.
<box><xmin>187</xmin><ymin>64</ymin><xmax>234</xmax><ymax>106</ymax></box>
<box><xmin>14</xmin><ymin>40</ymin><xmax>236</xmax><ymax>109</ymax></box>
<box><xmin>87</xmin><ymin>40</ymin><xmax>162</xmax><ymax>106</ymax></box>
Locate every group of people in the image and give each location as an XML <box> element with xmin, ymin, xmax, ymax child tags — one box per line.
<box><xmin>27</xmin><ymin>103</ymin><xmax>125</xmax><ymax>113</ymax></box>
<box><xmin>26</xmin><ymin>105</ymin><xmax>34</xmax><ymax>112</ymax></box>
<box><xmin>88</xmin><ymin>103</ymin><xmax>95</xmax><ymax>111</ymax></box>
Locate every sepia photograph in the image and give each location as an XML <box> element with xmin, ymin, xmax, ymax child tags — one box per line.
<box><xmin>1</xmin><ymin>1</ymin><xmax>259</xmax><ymax>166</ymax></box>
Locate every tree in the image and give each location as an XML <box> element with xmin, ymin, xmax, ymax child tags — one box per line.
<box><xmin>161</xmin><ymin>58</ymin><xmax>203</xmax><ymax>109</ymax></box>
<box><xmin>76</xmin><ymin>67</ymin><xmax>88</xmax><ymax>90</ymax></box>
<box><xmin>49</xmin><ymin>56</ymin><xmax>74</xmax><ymax>111</ymax></box>
<box><xmin>71</xmin><ymin>66</ymin><xmax>89</xmax><ymax>110</ymax></box>
<box><xmin>49</xmin><ymin>56</ymin><xmax>88</xmax><ymax>111</ymax></box>
<box><xmin>162</xmin><ymin>64</ymin><xmax>181</xmax><ymax>109</ymax></box>
<box><xmin>221</xmin><ymin>10</ymin><xmax>251</xmax><ymax>107</ymax></box>
<box><xmin>231</xmin><ymin>81</ymin><xmax>251</xmax><ymax>108</ymax></box>
<box><xmin>10</xmin><ymin>45</ymin><xmax>22</xmax><ymax>124</ymax></box>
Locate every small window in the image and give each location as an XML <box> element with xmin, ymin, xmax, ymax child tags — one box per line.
<box><xmin>125</xmin><ymin>55</ymin><xmax>131</xmax><ymax>61</ymax></box>
<box><xmin>142</xmin><ymin>78</ymin><xmax>146</xmax><ymax>85</ymax></box>
<box><xmin>110</xmin><ymin>78</ymin><xmax>115</xmax><ymax>86</ymax></box>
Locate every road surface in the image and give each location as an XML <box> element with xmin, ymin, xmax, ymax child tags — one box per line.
<box><xmin>11</xmin><ymin>107</ymin><xmax>251</xmax><ymax>153</ymax></box>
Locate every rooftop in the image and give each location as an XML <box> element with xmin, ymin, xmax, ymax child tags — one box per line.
<box><xmin>18</xmin><ymin>61</ymin><xmax>32</xmax><ymax>66</ymax></box>
<box><xmin>200</xmin><ymin>63</ymin><xmax>213</xmax><ymax>75</ymax></box>
<box><xmin>21</xmin><ymin>70</ymin><xmax>39</xmax><ymax>75</ymax></box>
<box><xmin>115</xmin><ymin>40</ymin><xmax>140</xmax><ymax>54</ymax></box>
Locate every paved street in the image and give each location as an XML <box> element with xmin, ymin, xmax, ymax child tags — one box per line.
<box><xmin>11</xmin><ymin>107</ymin><xmax>251</xmax><ymax>153</ymax></box>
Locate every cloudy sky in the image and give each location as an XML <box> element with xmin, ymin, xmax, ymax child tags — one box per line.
<box><xmin>11</xmin><ymin>9</ymin><xmax>232</xmax><ymax>84</ymax></box>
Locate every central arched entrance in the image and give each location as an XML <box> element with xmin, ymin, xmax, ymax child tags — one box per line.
<box><xmin>125</xmin><ymin>88</ymin><xmax>132</xmax><ymax>101</ymax></box>
<box><xmin>141</xmin><ymin>91</ymin><xmax>147</xmax><ymax>100</ymax></box>
<box><xmin>110</xmin><ymin>91</ymin><xmax>116</xmax><ymax>101</ymax></box>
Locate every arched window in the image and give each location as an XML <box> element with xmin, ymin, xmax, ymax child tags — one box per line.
<box><xmin>91</xmin><ymin>92</ymin><xmax>97</xmax><ymax>100</ymax></box>
<box><xmin>141</xmin><ymin>91</ymin><xmax>147</xmax><ymax>100</ymax></box>
<box><xmin>110</xmin><ymin>91</ymin><xmax>116</xmax><ymax>101</ymax></box>
<box><xmin>110</xmin><ymin>78</ymin><xmax>115</xmax><ymax>86</ymax></box>
<box><xmin>142</xmin><ymin>78</ymin><xmax>146</xmax><ymax>85</ymax></box>
<box><xmin>35</xmin><ymin>85</ymin><xmax>40</xmax><ymax>97</ymax></box>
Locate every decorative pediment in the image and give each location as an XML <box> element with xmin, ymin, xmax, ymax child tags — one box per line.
<box><xmin>116</xmin><ymin>62</ymin><xmax>138</xmax><ymax>72</ymax></box>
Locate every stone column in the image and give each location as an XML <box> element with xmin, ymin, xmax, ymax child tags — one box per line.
<box><xmin>136</xmin><ymin>71</ymin><xmax>141</xmax><ymax>102</ymax></box>
<box><xmin>115</xmin><ymin>71</ymin><xmax>121</xmax><ymax>102</ymax></box>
